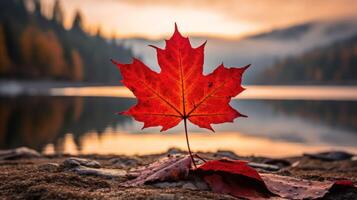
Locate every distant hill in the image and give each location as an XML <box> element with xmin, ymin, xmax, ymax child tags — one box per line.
<box><xmin>0</xmin><ymin>0</ymin><xmax>133</xmax><ymax>83</ymax></box>
<box><xmin>250</xmin><ymin>23</ymin><xmax>315</xmax><ymax>40</ymax></box>
<box><xmin>123</xmin><ymin>19</ymin><xmax>357</xmax><ymax>84</ymax></box>
<box><xmin>256</xmin><ymin>34</ymin><xmax>357</xmax><ymax>84</ymax></box>
<box><xmin>249</xmin><ymin>19</ymin><xmax>357</xmax><ymax>41</ymax></box>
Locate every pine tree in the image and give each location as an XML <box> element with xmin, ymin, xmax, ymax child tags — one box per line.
<box><xmin>71</xmin><ymin>10</ymin><xmax>84</xmax><ymax>32</ymax></box>
<box><xmin>52</xmin><ymin>0</ymin><xmax>64</xmax><ymax>25</ymax></box>
<box><xmin>33</xmin><ymin>0</ymin><xmax>42</xmax><ymax>17</ymax></box>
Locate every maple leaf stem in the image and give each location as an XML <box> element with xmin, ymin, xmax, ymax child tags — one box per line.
<box><xmin>183</xmin><ymin>118</ymin><xmax>197</xmax><ymax>168</ymax></box>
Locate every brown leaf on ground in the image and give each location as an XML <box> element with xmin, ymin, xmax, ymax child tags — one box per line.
<box><xmin>122</xmin><ymin>155</ymin><xmax>192</xmax><ymax>186</ymax></box>
<box><xmin>261</xmin><ymin>173</ymin><xmax>354</xmax><ymax>200</ymax></box>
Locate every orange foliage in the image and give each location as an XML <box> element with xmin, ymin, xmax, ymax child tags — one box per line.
<box><xmin>20</xmin><ymin>26</ymin><xmax>67</xmax><ymax>78</ymax></box>
<box><xmin>70</xmin><ymin>49</ymin><xmax>83</xmax><ymax>81</ymax></box>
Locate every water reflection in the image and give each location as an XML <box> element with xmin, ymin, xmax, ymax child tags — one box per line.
<box><xmin>269</xmin><ymin>101</ymin><xmax>357</xmax><ymax>131</ymax></box>
<box><xmin>0</xmin><ymin>96</ymin><xmax>356</xmax><ymax>157</ymax></box>
<box><xmin>0</xmin><ymin>96</ymin><xmax>133</xmax><ymax>151</ymax></box>
<box><xmin>43</xmin><ymin>130</ymin><xmax>357</xmax><ymax>157</ymax></box>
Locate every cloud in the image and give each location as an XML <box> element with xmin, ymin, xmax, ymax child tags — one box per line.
<box><xmin>50</xmin><ymin>0</ymin><xmax>357</xmax><ymax>39</ymax></box>
<box><xmin>119</xmin><ymin>0</ymin><xmax>357</xmax><ymax>27</ymax></box>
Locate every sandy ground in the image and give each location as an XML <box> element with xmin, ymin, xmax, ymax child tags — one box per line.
<box><xmin>0</xmin><ymin>150</ymin><xmax>356</xmax><ymax>200</ymax></box>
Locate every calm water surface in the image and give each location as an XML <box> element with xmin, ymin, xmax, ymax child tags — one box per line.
<box><xmin>0</xmin><ymin>85</ymin><xmax>356</xmax><ymax>157</ymax></box>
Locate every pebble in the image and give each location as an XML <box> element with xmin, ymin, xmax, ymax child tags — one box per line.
<box><xmin>38</xmin><ymin>163</ymin><xmax>60</xmax><ymax>172</ymax></box>
<box><xmin>109</xmin><ymin>157</ymin><xmax>139</xmax><ymax>168</ymax></box>
<box><xmin>167</xmin><ymin>147</ymin><xmax>183</xmax><ymax>155</ymax></box>
<box><xmin>214</xmin><ymin>150</ymin><xmax>240</xmax><ymax>159</ymax></box>
<box><xmin>303</xmin><ymin>151</ymin><xmax>354</xmax><ymax>161</ymax></box>
<box><xmin>72</xmin><ymin>166</ymin><xmax>127</xmax><ymax>178</ymax></box>
<box><xmin>182</xmin><ymin>182</ymin><xmax>197</xmax><ymax>190</ymax></box>
<box><xmin>63</xmin><ymin>157</ymin><xmax>101</xmax><ymax>169</ymax></box>
<box><xmin>291</xmin><ymin>161</ymin><xmax>300</xmax><ymax>168</ymax></box>
<box><xmin>248</xmin><ymin>162</ymin><xmax>280</xmax><ymax>171</ymax></box>
<box><xmin>61</xmin><ymin>157</ymin><xmax>126</xmax><ymax>179</ymax></box>
<box><xmin>0</xmin><ymin>147</ymin><xmax>41</xmax><ymax>160</ymax></box>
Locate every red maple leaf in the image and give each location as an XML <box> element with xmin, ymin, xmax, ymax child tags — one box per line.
<box><xmin>195</xmin><ymin>159</ymin><xmax>355</xmax><ymax>199</ymax></box>
<box><xmin>196</xmin><ymin>159</ymin><xmax>273</xmax><ymax>199</ymax></box>
<box><xmin>112</xmin><ymin>24</ymin><xmax>249</xmax><ymax>165</ymax></box>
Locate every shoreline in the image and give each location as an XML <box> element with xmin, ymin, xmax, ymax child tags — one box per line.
<box><xmin>0</xmin><ymin>147</ymin><xmax>356</xmax><ymax>199</ymax></box>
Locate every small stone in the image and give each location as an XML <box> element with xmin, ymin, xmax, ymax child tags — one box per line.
<box><xmin>167</xmin><ymin>147</ymin><xmax>183</xmax><ymax>155</ymax></box>
<box><xmin>72</xmin><ymin>166</ymin><xmax>126</xmax><ymax>178</ymax></box>
<box><xmin>264</xmin><ymin>158</ymin><xmax>291</xmax><ymax>168</ymax></box>
<box><xmin>248</xmin><ymin>162</ymin><xmax>280</xmax><ymax>171</ymax></box>
<box><xmin>109</xmin><ymin>157</ymin><xmax>139</xmax><ymax>168</ymax></box>
<box><xmin>291</xmin><ymin>161</ymin><xmax>300</xmax><ymax>168</ymax></box>
<box><xmin>303</xmin><ymin>151</ymin><xmax>354</xmax><ymax>161</ymax></box>
<box><xmin>214</xmin><ymin>150</ymin><xmax>239</xmax><ymax>159</ymax></box>
<box><xmin>0</xmin><ymin>147</ymin><xmax>41</xmax><ymax>160</ymax></box>
<box><xmin>38</xmin><ymin>163</ymin><xmax>60</xmax><ymax>172</ymax></box>
<box><xmin>63</xmin><ymin>157</ymin><xmax>101</xmax><ymax>169</ymax></box>
<box><xmin>182</xmin><ymin>182</ymin><xmax>197</xmax><ymax>190</ymax></box>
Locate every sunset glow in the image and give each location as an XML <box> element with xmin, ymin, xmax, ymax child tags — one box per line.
<box><xmin>42</xmin><ymin>129</ymin><xmax>357</xmax><ymax>157</ymax></box>
<box><xmin>50</xmin><ymin>86</ymin><xmax>357</xmax><ymax>101</ymax></box>
<box><xmin>40</xmin><ymin>0</ymin><xmax>357</xmax><ymax>39</ymax></box>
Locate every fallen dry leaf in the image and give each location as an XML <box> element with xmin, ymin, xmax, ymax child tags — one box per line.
<box><xmin>122</xmin><ymin>155</ymin><xmax>192</xmax><ymax>186</ymax></box>
<box><xmin>122</xmin><ymin>156</ymin><xmax>355</xmax><ymax>199</ymax></box>
<box><xmin>261</xmin><ymin>173</ymin><xmax>354</xmax><ymax>200</ymax></box>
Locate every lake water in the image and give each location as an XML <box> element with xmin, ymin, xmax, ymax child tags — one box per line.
<box><xmin>0</xmin><ymin>85</ymin><xmax>356</xmax><ymax>157</ymax></box>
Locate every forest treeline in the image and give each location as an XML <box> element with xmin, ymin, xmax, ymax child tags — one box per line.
<box><xmin>0</xmin><ymin>0</ymin><xmax>133</xmax><ymax>82</ymax></box>
<box><xmin>257</xmin><ymin>34</ymin><xmax>357</xmax><ymax>84</ymax></box>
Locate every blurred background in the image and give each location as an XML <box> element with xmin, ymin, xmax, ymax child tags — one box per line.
<box><xmin>0</xmin><ymin>0</ymin><xmax>356</xmax><ymax>157</ymax></box>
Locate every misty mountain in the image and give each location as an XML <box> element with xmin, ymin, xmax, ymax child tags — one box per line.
<box><xmin>250</xmin><ymin>23</ymin><xmax>314</xmax><ymax>40</ymax></box>
<box><xmin>121</xmin><ymin>18</ymin><xmax>357</xmax><ymax>84</ymax></box>
<box><xmin>256</xmin><ymin>33</ymin><xmax>357</xmax><ymax>85</ymax></box>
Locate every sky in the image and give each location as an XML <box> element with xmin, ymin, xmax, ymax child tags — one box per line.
<box><xmin>41</xmin><ymin>0</ymin><xmax>357</xmax><ymax>39</ymax></box>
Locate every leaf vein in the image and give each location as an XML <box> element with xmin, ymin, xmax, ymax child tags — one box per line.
<box><xmin>186</xmin><ymin>81</ymin><xmax>227</xmax><ymax>116</ymax></box>
<box><xmin>140</xmin><ymin>80</ymin><xmax>183</xmax><ymax>116</ymax></box>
